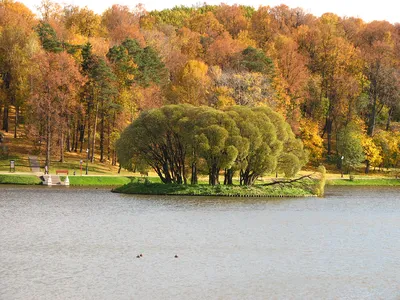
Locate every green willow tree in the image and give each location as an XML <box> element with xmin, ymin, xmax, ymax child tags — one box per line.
<box><xmin>116</xmin><ymin>104</ymin><xmax>307</xmax><ymax>186</ymax></box>
<box><xmin>117</xmin><ymin>104</ymin><xmax>192</xmax><ymax>184</ymax></box>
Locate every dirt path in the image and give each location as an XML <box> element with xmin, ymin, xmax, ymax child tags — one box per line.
<box><xmin>28</xmin><ymin>156</ymin><xmax>41</xmax><ymax>173</ymax></box>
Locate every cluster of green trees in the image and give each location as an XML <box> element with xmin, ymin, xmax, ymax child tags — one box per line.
<box><xmin>0</xmin><ymin>1</ymin><xmax>399</xmax><ymax>174</ymax></box>
<box><xmin>116</xmin><ymin>105</ymin><xmax>307</xmax><ymax>185</ymax></box>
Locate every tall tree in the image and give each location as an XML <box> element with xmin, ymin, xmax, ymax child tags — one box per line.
<box><xmin>169</xmin><ymin>60</ymin><xmax>210</xmax><ymax>106</ymax></box>
<box><xmin>82</xmin><ymin>43</ymin><xmax>117</xmax><ymax>162</ymax></box>
<box><xmin>0</xmin><ymin>0</ymin><xmax>37</xmax><ymax>135</ymax></box>
<box><xmin>28</xmin><ymin>51</ymin><xmax>84</xmax><ymax>167</ymax></box>
<box><xmin>102</xmin><ymin>4</ymin><xmax>144</xmax><ymax>45</ymax></box>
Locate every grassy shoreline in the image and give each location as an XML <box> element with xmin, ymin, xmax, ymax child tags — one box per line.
<box><xmin>0</xmin><ymin>174</ymin><xmax>42</xmax><ymax>185</ymax></box>
<box><xmin>0</xmin><ymin>174</ymin><xmax>132</xmax><ymax>186</ymax></box>
<box><xmin>112</xmin><ymin>179</ymin><xmax>317</xmax><ymax>197</ymax></box>
<box><xmin>2</xmin><ymin>174</ymin><xmax>400</xmax><ymax>197</ymax></box>
<box><xmin>60</xmin><ymin>176</ymin><xmax>132</xmax><ymax>186</ymax></box>
<box><xmin>327</xmin><ymin>178</ymin><xmax>400</xmax><ymax>186</ymax></box>
<box><xmin>0</xmin><ymin>173</ymin><xmax>317</xmax><ymax>197</ymax></box>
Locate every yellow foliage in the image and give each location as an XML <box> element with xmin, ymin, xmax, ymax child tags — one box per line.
<box><xmin>170</xmin><ymin>60</ymin><xmax>211</xmax><ymax>106</ymax></box>
<box><xmin>213</xmin><ymin>86</ymin><xmax>235</xmax><ymax>108</ymax></box>
<box><xmin>373</xmin><ymin>130</ymin><xmax>400</xmax><ymax>168</ymax></box>
<box><xmin>270</xmin><ymin>71</ymin><xmax>291</xmax><ymax>116</ymax></box>
<box><xmin>361</xmin><ymin>135</ymin><xmax>382</xmax><ymax>167</ymax></box>
<box><xmin>299</xmin><ymin>120</ymin><xmax>323</xmax><ymax>164</ymax></box>
<box><xmin>237</xmin><ymin>30</ymin><xmax>257</xmax><ymax>48</ymax></box>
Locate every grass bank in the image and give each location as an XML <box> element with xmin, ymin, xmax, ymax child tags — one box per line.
<box><xmin>0</xmin><ymin>174</ymin><xmax>133</xmax><ymax>186</ymax></box>
<box><xmin>0</xmin><ymin>174</ymin><xmax>42</xmax><ymax>185</ymax></box>
<box><xmin>61</xmin><ymin>176</ymin><xmax>132</xmax><ymax>186</ymax></box>
<box><xmin>113</xmin><ymin>178</ymin><xmax>317</xmax><ymax>197</ymax></box>
<box><xmin>327</xmin><ymin>178</ymin><xmax>400</xmax><ymax>186</ymax></box>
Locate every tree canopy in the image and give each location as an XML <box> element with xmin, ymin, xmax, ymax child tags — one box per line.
<box><xmin>116</xmin><ymin>104</ymin><xmax>308</xmax><ymax>185</ymax></box>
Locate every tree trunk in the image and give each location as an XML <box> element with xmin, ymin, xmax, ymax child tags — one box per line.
<box><xmin>367</xmin><ymin>93</ymin><xmax>377</xmax><ymax>136</ymax></box>
<box><xmin>181</xmin><ymin>154</ymin><xmax>187</xmax><ymax>185</ymax></box>
<box><xmin>66</xmin><ymin>121</ymin><xmax>71</xmax><ymax>152</ymax></box>
<box><xmin>112</xmin><ymin>150</ymin><xmax>117</xmax><ymax>166</ymax></box>
<box><xmin>91</xmin><ymin>101</ymin><xmax>99</xmax><ymax>163</ymax></box>
<box><xmin>241</xmin><ymin>168</ymin><xmax>258</xmax><ymax>186</ymax></box>
<box><xmin>224</xmin><ymin>168</ymin><xmax>234</xmax><ymax>185</ymax></box>
<box><xmin>326</xmin><ymin>117</ymin><xmax>333</xmax><ymax>155</ymax></box>
<box><xmin>209</xmin><ymin>164</ymin><xmax>219</xmax><ymax>186</ymax></box>
<box><xmin>71</xmin><ymin>120</ymin><xmax>76</xmax><ymax>152</ymax></box>
<box><xmin>46</xmin><ymin>115</ymin><xmax>51</xmax><ymax>169</ymax></box>
<box><xmin>365</xmin><ymin>160</ymin><xmax>370</xmax><ymax>174</ymax></box>
<box><xmin>59</xmin><ymin>127</ymin><xmax>64</xmax><ymax>162</ymax></box>
<box><xmin>86</xmin><ymin>101</ymin><xmax>91</xmax><ymax>156</ymax></box>
<box><xmin>14</xmin><ymin>106</ymin><xmax>18</xmax><ymax>138</ymax></box>
<box><xmin>2</xmin><ymin>105</ymin><xmax>9</xmax><ymax>132</ymax></box>
<box><xmin>386</xmin><ymin>107</ymin><xmax>393</xmax><ymax>131</ymax></box>
<box><xmin>162</xmin><ymin>162</ymin><xmax>172</xmax><ymax>183</ymax></box>
<box><xmin>100</xmin><ymin>108</ymin><xmax>104</xmax><ymax>162</ymax></box>
<box><xmin>191</xmin><ymin>162</ymin><xmax>197</xmax><ymax>185</ymax></box>
<box><xmin>79</xmin><ymin>122</ymin><xmax>84</xmax><ymax>153</ymax></box>
<box><xmin>107</xmin><ymin>119</ymin><xmax>111</xmax><ymax>161</ymax></box>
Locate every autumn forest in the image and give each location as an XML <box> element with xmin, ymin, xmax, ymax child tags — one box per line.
<box><xmin>0</xmin><ymin>0</ymin><xmax>399</xmax><ymax>176</ymax></box>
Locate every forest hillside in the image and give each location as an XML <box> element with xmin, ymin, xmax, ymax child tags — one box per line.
<box><xmin>0</xmin><ymin>1</ymin><xmax>399</xmax><ymax>174</ymax></box>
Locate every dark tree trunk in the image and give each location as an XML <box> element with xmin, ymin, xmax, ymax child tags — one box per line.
<box><xmin>386</xmin><ymin>107</ymin><xmax>393</xmax><ymax>131</ymax></box>
<box><xmin>107</xmin><ymin>119</ymin><xmax>111</xmax><ymax>161</ymax></box>
<box><xmin>209</xmin><ymin>164</ymin><xmax>219</xmax><ymax>186</ymax></box>
<box><xmin>14</xmin><ymin>106</ymin><xmax>18</xmax><ymax>138</ymax></box>
<box><xmin>367</xmin><ymin>93</ymin><xmax>377</xmax><ymax>136</ymax></box>
<box><xmin>241</xmin><ymin>168</ymin><xmax>258</xmax><ymax>186</ymax></box>
<box><xmin>224</xmin><ymin>168</ymin><xmax>234</xmax><ymax>185</ymax></box>
<box><xmin>3</xmin><ymin>105</ymin><xmax>9</xmax><ymax>132</ymax></box>
<box><xmin>112</xmin><ymin>150</ymin><xmax>117</xmax><ymax>166</ymax></box>
<box><xmin>100</xmin><ymin>109</ymin><xmax>104</xmax><ymax>162</ymax></box>
<box><xmin>91</xmin><ymin>101</ymin><xmax>99</xmax><ymax>163</ymax></box>
<box><xmin>86</xmin><ymin>101</ymin><xmax>91</xmax><ymax>159</ymax></box>
<box><xmin>59</xmin><ymin>124</ymin><xmax>64</xmax><ymax>163</ymax></box>
<box><xmin>326</xmin><ymin>117</ymin><xmax>333</xmax><ymax>155</ymax></box>
<box><xmin>191</xmin><ymin>162</ymin><xmax>198</xmax><ymax>185</ymax></box>
<box><xmin>66</xmin><ymin>120</ymin><xmax>71</xmax><ymax>152</ymax></box>
<box><xmin>46</xmin><ymin>115</ymin><xmax>51</xmax><ymax>169</ymax></box>
<box><xmin>79</xmin><ymin>122</ymin><xmax>84</xmax><ymax>153</ymax></box>
<box><xmin>162</xmin><ymin>162</ymin><xmax>172</xmax><ymax>184</ymax></box>
<box><xmin>365</xmin><ymin>160</ymin><xmax>370</xmax><ymax>174</ymax></box>
<box><xmin>71</xmin><ymin>120</ymin><xmax>76</xmax><ymax>152</ymax></box>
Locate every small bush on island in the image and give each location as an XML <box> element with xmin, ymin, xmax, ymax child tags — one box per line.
<box><xmin>116</xmin><ymin>104</ymin><xmax>308</xmax><ymax>186</ymax></box>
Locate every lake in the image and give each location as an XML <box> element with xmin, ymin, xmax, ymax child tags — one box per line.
<box><xmin>1</xmin><ymin>185</ymin><xmax>399</xmax><ymax>299</ymax></box>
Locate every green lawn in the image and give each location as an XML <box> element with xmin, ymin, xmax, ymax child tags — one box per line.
<box><xmin>327</xmin><ymin>178</ymin><xmax>400</xmax><ymax>186</ymax></box>
<box><xmin>0</xmin><ymin>174</ymin><xmax>42</xmax><ymax>185</ymax></box>
<box><xmin>61</xmin><ymin>176</ymin><xmax>133</xmax><ymax>186</ymax></box>
<box><xmin>0</xmin><ymin>156</ymin><xmax>32</xmax><ymax>173</ymax></box>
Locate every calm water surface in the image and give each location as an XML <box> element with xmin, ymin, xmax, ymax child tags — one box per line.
<box><xmin>1</xmin><ymin>185</ymin><xmax>400</xmax><ymax>299</ymax></box>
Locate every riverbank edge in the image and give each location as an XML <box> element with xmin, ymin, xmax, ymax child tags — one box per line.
<box><xmin>327</xmin><ymin>178</ymin><xmax>400</xmax><ymax>186</ymax></box>
<box><xmin>0</xmin><ymin>174</ymin><xmax>42</xmax><ymax>185</ymax></box>
<box><xmin>0</xmin><ymin>174</ymin><xmax>132</xmax><ymax>186</ymax></box>
<box><xmin>2</xmin><ymin>174</ymin><xmax>400</xmax><ymax>188</ymax></box>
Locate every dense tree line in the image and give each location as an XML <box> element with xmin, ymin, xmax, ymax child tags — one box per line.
<box><xmin>116</xmin><ymin>105</ymin><xmax>307</xmax><ymax>185</ymax></box>
<box><xmin>0</xmin><ymin>0</ymin><xmax>399</xmax><ymax>173</ymax></box>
